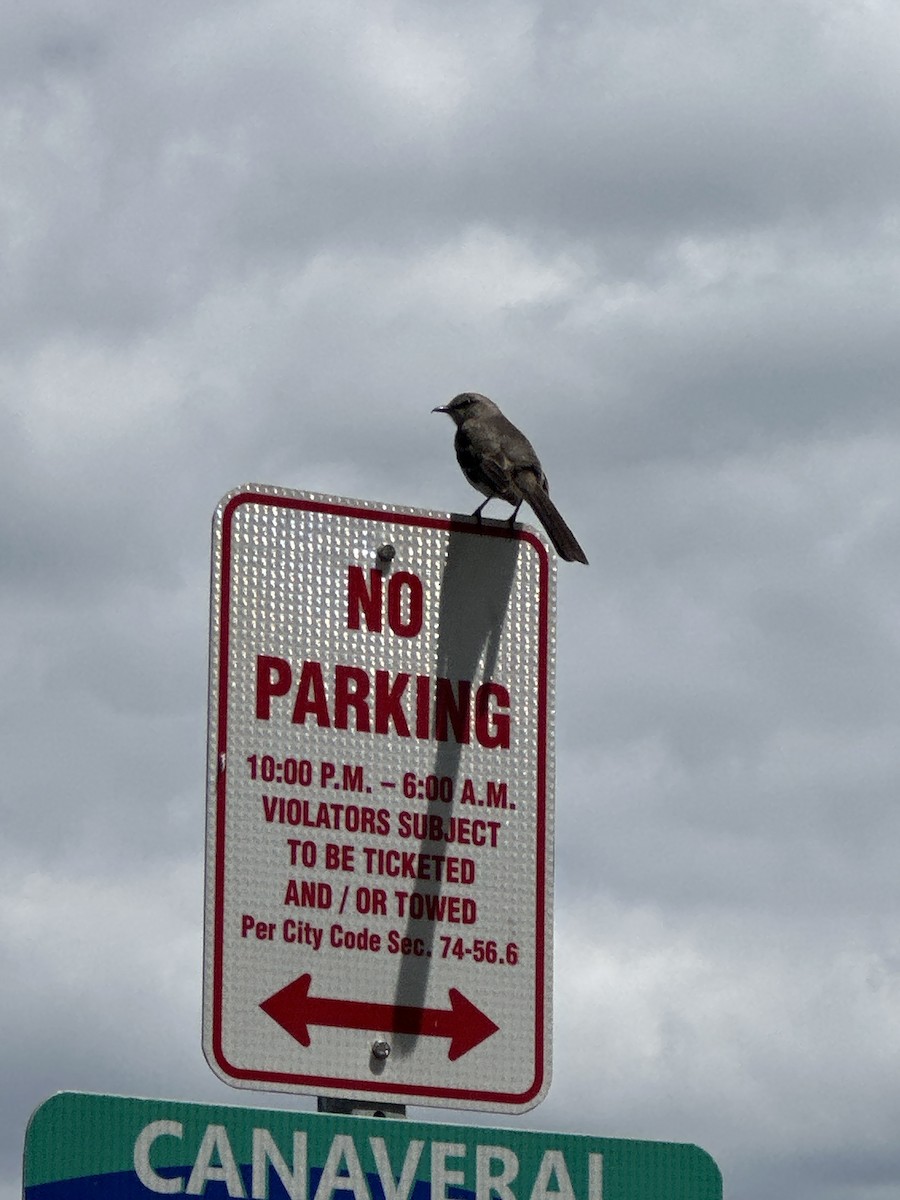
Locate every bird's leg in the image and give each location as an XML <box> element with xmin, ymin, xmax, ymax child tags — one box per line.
<box><xmin>472</xmin><ymin>498</ymin><xmax>490</xmax><ymax>524</ymax></box>
<box><xmin>508</xmin><ymin>500</ymin><xmax>523</xmax><ymax>528</ymax></box>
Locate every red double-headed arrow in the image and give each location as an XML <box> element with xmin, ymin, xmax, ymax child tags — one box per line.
<box><xmin>260</xmin><ymin>973</ymin><xmax>499</xmax><ymax>1061</ymax></box>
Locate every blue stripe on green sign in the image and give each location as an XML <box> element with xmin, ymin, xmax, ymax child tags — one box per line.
<box><xmin>26</xmin><ymin>1171</ymin><xmax>441</xmax><ymax>1200</ymax></box>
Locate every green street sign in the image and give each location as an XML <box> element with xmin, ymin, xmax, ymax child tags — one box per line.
<box><xmin>24</xmin><ymin>1092</ymin><xmax>721</xmax><ymax>1200</ymax></box>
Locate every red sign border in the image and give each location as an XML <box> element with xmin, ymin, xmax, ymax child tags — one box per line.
<box><xmin>207</xmin><ymin>488</ymin><xmax>552</xmax><ymax>1108</ymax></box>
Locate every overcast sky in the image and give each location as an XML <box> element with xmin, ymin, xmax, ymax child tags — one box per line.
<box><xmin>3</xmin><ymin>2</ymin><xmax>900</xmax><ymax>1198</ymax></box>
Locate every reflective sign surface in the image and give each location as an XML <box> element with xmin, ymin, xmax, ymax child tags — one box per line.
<box><xmin>204</xmin><ymin>487</ymin><xmax>555</xmax><ymax>1111</ymax></box>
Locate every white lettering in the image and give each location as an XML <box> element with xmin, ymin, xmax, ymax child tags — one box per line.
<box><xmin>431</xmin><ymin>1144</ymin><xmax>465</xmax><ymax>1200</ymax></box>
<box><xmin>475</xmin><ymin>1146</ymin><xmax>518</xmax><ymax>1200</ymax></box>
<box><xmin>252</xmin><ymin>1130</ymin><xmax>308</xmax><ymax>1200</ymax></box>
<box><xmin>528</xmin><ymin>1153</ymin><xmax>574</xmax><ymax>1200</ymax></box>
<box><xmin>588</xmin><ymin>1155</ymin><xmax>603</xmax><ymax>1200</ymax></box>
<box><xmin>313</xmin><ymin>1135</ymin><xmax>370</xmax><ymax>1200</ymax></box>
<box><xmin>369</xmin><ymin>1138</ymin><xmax>424</xmax><ymax>1200</ymax></box>
<box><xmin>186</xmin><ymin>1126</ymin><xmax>245</xmax><ymax>1197</ymax></box>
<box><xmin>134</xmin><ymin>1122</ymin><xmax>184</xmax><ymax>1195</ymax></box>
<box><xmin>134</xmin><ymin>1122</ymin><xmax>599</xmax><ymax>1200</ymax></box>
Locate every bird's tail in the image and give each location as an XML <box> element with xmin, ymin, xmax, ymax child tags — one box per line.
<box><xmin>521</xmin><ymin>479</ymin><xmax>588</xmax><ymax>564</ymax></box>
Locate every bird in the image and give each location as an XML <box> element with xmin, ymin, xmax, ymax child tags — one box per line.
<box><xmin>433</xmin><ymin>392</ymin><xmax>588</xmax><ymax>564</ymax></box>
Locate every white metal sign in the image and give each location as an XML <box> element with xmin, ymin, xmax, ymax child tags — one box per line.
<box><xmin>204</xmin><ymin>486</ymin><xmax>555</xmax><ymax>1112</ymax></box>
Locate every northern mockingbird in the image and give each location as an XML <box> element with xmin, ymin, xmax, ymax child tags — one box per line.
<box><xmin>433</xmin><ymin>392</ymin><xmax>588</xmax><ymax>564</ymax></box>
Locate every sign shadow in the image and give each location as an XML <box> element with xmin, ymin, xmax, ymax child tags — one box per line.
<box><xmin>390</xmin><ymin>524</ymin><xmax>519</xmax><ymax>1058</ymax></box>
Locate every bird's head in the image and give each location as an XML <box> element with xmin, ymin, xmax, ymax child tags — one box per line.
<box><xmin>432</xmin><ymin>392</ymin><xmax>493</xmax><ymax>426</ymax></box>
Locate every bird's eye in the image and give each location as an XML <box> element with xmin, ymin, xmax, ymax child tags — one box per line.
<box><xmin>449</xmin><ymin>393</ymin><xmax>476</xmax><ymax>412</ymax></box>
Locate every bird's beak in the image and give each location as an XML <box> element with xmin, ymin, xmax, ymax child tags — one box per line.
<box><xmin>432</xmin><ymin>405</ymin><xmax>449</xmax><ymax>414</ymax></box>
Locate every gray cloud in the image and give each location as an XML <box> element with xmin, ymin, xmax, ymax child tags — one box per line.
<box><xmin>3</xmin><ymin>3</ymin><xmax>900</xmax><ymax>1198</ymax></box>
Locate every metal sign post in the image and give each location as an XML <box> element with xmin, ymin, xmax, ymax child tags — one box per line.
<box><xmin>204</xmin><ymin>486</ymin><xmax>555</xmax><ymax>1112</ymax></box>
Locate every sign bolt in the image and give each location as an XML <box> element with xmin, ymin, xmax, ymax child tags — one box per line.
<box><xmin>371</xmin><ymin>1040</ymin><xmax>391</xmax><ymax>1061</ymax></box>
<box><xmin>376</xmin><ymin>544</ymin><xmax>396</xmax><ymax>568</ymax></box>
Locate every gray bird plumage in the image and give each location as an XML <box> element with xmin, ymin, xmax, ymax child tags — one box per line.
<box><xmin>433</xmin><ymin>392</ymin><xmax>588</xmax><ymax>564</ymax></box>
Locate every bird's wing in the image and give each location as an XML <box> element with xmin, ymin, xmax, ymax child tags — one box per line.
<box><xmin>479</xmin><ymin>449</ymin><xmax>519</xmax><ymax>496</ymax></box>
<box><xmin>456</xmin><ymin>432</ymin><xmax>518</xmax><ymax>501</ymax></box>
